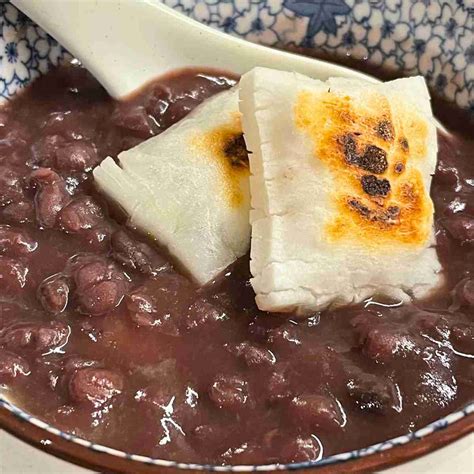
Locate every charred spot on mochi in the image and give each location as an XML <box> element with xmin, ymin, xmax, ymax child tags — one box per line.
<box><xmin>347</xmin><ymin>198</ymin><xmax>399</xmax><ymax>224</ymax></box>
<box><xmin>223</xmin><ymin>133</ymin><xmax>249</xmax><ymax>169</ymax></box>
<box><xmin>387</xmin><ymin>206</ymin><xmax>401</xmax><ymax>219</ymax></box>
<box><xmin>399</xmin><ymin>138</ymin><xmax>409</xmax><ymax>151</ymax></box>
<box><xmin>376</xmin><ymin>120</ymin><xmax>394</xmax><ymax>141</ymax></box>
<box><xmin>394</xmin><ymin>162</ymin><xmax>405</xmax><ymax>174</ymax></box>
<box><xmin>191</xmin><ymin>116</ymin><xmax>248</xmax><ymax>209</ymax></box>
<box><xmin>341</xmin><ymin>134</ymin><xmax>359</xmax><ymax>165</ymax></box>
<box><xmin>340</xmin><ymin>135</ymin><xmax>388</xmax><ymax>175</ymax></box>
<box><xmin>361</xmin><ymin>175</ymin><xmax>391</xmax><ymax>197</ymax></box>
<box><xmin>359</xmin><ymin>145</ymin><xmax>388</xmax><ymax>174</ymax></box>
<box><xmin>377</xmin><ymin>206</ymin><xmax>401</xmax><ymax>224</ymax></box>
<box><xmin>348</xmin><ymin>199</ymin><xmax>371</xmax><ymax>218</ymax></box>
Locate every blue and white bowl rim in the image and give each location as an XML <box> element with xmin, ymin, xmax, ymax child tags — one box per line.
<box><xmin>1</xmin><ymin>397</ymin><xmax>473</xmax><ymax>470</ymax></box>
<box><xmin>0</xmin><ymin>0</ymin><xmax>472</xmax><ymax>470</ymax></box>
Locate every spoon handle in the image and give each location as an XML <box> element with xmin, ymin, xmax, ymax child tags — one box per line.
<box><xmin>12</xmin><ymin>0</ymin><xmax>377</xmax><ymax>99</ymax></box>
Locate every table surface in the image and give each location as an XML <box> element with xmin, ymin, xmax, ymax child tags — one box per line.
<box><xmin>1</xmin><ymin>429</ymin><xmax>472</xmax><ymax>474</ymax></box>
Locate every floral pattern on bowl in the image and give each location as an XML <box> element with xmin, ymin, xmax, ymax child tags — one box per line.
<box><xmin>0</xmin><ymin>1</ymin><xmax>67</xmax><ymax>99</ymax></box>
<box><xmin>162</xmin><ymin>0</ymin><xmax>473</xmax><ymax>111</ymax></box>
<box><xmin>0</xmin><ymin>0</ymin><xmax>472</xmax><ymax>111</ymax></box>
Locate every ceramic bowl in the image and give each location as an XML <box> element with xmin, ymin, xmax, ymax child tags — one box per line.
<box><xmin>0</xmin><ymin>0</ymin><xmax>472</xmax><ymax>472</ymax></box>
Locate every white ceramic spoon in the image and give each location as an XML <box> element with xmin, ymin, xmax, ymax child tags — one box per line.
<box><xmin>12</xmin><ymin>0</ymin><xmax>379</xmax><ymax>99</ymax></box>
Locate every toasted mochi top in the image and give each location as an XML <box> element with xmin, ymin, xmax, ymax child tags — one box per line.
<box><xmin>94</xmin><ymin>89</ymin><xmax>251</xmax><ymax>285</ymax></box>
<box><xmin>294</xmin><ymin>82</ymin><xmax>433</xmax><ymax>248</ymax></box>
<box><xmin>239</xmin><ymin>68</ymin><xmax>442</xmax><ymax>314</ymax></box>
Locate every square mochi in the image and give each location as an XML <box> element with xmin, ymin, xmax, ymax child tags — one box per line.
<box><xmin>239</xmin><ymin>67</ymin><xmax>442</xmax><ymax>314</ymax></box>
<box><xmin>94</xmin><ymin>89</ymin><xmax>250</xmax><ymax>285</ymax></box>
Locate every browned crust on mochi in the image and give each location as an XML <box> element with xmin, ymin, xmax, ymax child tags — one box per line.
<box><xmin>294</xmin><ymin>90</ymin><xmax>432</xmax><ymax>247</ymax></box>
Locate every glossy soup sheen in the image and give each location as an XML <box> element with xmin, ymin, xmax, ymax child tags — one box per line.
<box><xmin>0</xmin><ymin>64</ymin><xmax>472</xmax><ymax>465</ymax></box>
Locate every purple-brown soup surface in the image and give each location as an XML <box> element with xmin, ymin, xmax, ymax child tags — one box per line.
<box><xmin>0</xmin><ymin>64</ymin><xmax>472</xmax><ymax>465</ymax></box>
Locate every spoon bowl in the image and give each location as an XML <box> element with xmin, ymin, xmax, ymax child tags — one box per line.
<box><xmin>12</xmin><ymin>0</ymin><xmax>379</xmax><ymax>99</ymax></box>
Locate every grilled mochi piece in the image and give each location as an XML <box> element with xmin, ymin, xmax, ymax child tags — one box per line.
<box><xmin>239</xmin><ymin>67</ymin><xmax>442</xmax><ymax>314</ymax></box>
<box><xmin>94</xmin><ymin>89</ymin><xmax>250</xmax><ymax>285</ymax></box>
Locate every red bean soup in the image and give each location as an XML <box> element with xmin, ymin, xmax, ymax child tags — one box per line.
<box><xmin>0</xmin><ymin>63</ymin><xmax>472</xmax><ymax>465</ymax></box>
